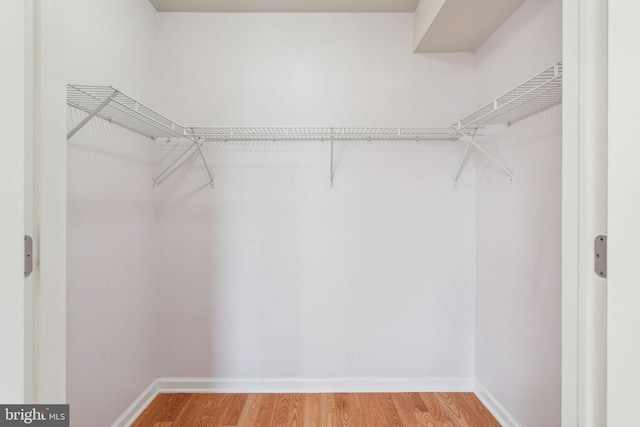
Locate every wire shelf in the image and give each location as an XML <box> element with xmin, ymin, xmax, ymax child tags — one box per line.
<box><xmin>67</xmin><ymin>85</ymin><xmax>189</xmax><ymax>140</ymax></box>
<box><xmin>190</xmin><ymin>127</ymin><xmax>456</xmax><ymax>141</ymax></box>
<box><xmin>67</xmin><ymin>86</ymin><xmax>456</xmax><ymax>142</ymax></box>
<box><xmin>68</xmin><ymin>62</ymin><xmax>563</xmax><ymax>144</ymax></box>
<box><xmin>67</xmin><ymin>61</ymin><xmax>562</xmax><ymax>186</ymax></box>
<box><xmin>455</xmin><ymin>61</ymin><xmax>562</xmax><ymax>131</ymax></box>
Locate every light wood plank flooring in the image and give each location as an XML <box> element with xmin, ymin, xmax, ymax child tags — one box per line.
<box><xmin>131</xmin><ymin>392</ymin><xmax>500</xmax><ymax>426</ymax></box>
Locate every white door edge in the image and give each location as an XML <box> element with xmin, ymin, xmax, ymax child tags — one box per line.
<box><xmin>562</xmin><ymin>0</ymin><xmax>608</xmax><ymax>425</ymax></box>
<box><xmin>31</xmin><ymin>0</ymin><xmax>68</xmax><ymax>403</ymax></box>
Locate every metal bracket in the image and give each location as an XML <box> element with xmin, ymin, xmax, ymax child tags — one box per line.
<box><xmin>193</xmin><ymin>136</ymin><xmax>215</xmax><ymax>188</ymax></box>
<box><xmin>153</xmin><ymin>141</ymin><xmax>197</xmax><ymax>186</ymax></box>
<box><xmin>329</xmin><ymin>136</ymin><xmax>334</xmax><ymax>188</ymax></box>
<box><xmin>453</xmin><ymin>129</ymin><xmax>478</xmax><ymax>187</ymax></box>
<box><xmin>459</xmin><ymin>131</ymin><xmax>513</xmax><ymax>180</ymax></box>
<box><xmin>25</xmin><ymin>235</ymin><xmax>33</xmax><ymax>278</ymax></box>
<box><xmin>67</xmin><ymin>89</ymin><xmax>118</xmax><ymax>140</ymax></box>
<box><xmin>594</xmin><ymin>235</ymin><xmax>607</xmax><ymax>278</ymax></box>
<box><xmin>153</xmin><ymin>133</ymin><xmax>214</xmax><ymax>188</ymax></box>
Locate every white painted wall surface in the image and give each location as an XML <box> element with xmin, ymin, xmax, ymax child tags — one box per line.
<box><xmin>66</xmin><ymin>0</ymin><xmax>158</xmax><ymax>425</ymax></box>
<box><xmin>66</xmin><ymin>0</ymin><xmax>159</xmax><ymax>104</ymax></box>
<box><xmin>474</xmin><ymin>108</ymin><xmax>562</xmax><ymax>427</ymax></box>
<box><xmin>154</xmin><ymin>13</ymin><xmax>478</xmax><ymax>380</ymax></box>
<box><xmin>473</xmin><ymin>0</ymin><xmax>562</xmax><ymax>104</ymax></box>
<box><xmin>156</xmin><ymin>140</ymin><xmax>476</xmax><ymax>379</ymax></box>
<box><xmin>156</xmin><ymin>14</ymin><xmax>475</xmax><ymax>127</ymax></box>
<box><xmin>473</xmin><ymin>0</ymin><xmax>562</xmax><ymax>425</ymax></box>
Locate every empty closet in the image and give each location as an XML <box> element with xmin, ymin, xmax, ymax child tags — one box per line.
<box><xmin>65</xmin><ymin>0</ymin><xmax>563</xmax><ymax>425</ymax></box>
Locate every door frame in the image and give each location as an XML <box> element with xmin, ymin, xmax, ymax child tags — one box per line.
<box><xmin>0</xmin><ymin>0</ymin><xmax>27</xmax><ymax>404</ymax></box>
<box><xmin>562</xmin><ymin>0</ymin><xmax>608</xmax><ymax>425</ymax></box>
<box><xmin>28</xmin><ymin>0</ymin><xmax>67</xmax><ymax>403</ymax></box>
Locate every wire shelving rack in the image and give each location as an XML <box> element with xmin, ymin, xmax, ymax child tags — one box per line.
<box><xmin>191</xmin><ymin>127</ymin><xmax>456</xmax><ymax>142</ymax></box>
<box><xmin>454</xmin><ymin>62</ymin><xmax>562</xmax><ymax>131</ymax></box>
<box><xmin>67</xmin><ymin>60</ymin><xmax>563</xmax><ymax>187</ymax></box>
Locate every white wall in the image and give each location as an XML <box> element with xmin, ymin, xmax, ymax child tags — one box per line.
<box><xmin>473</xmin><ymin>0</ymin><xmax>562</xmax><ymax>426</ymax></box>
<box><xmin>154</xmin><ymin>13</ymin><xmax>478</xmax><ymax>380</ymax></box>
<box><xmin>473</xmin><ymin>0</ymin><xmax>562</xmax><ymax>103</ymax></box>
<box><xmin>66</xmin><ymin>0</ymin><xmax>160</xmax><ymax>103</ymax></box>
<box><xmin>66</xmin><ymin>1</ymin><xmax>158</xmax><ymax>426</ymax></box>
<box><xmin>156</xmin><ymin>13</ymin><xmax>474</xmax><ymax>127</ymax></box>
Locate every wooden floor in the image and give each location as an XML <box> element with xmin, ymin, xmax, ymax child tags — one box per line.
<box><xmin>131</xmin><ymin>392</ymin><xmax>500</xmax><ymax>426</ymax></box>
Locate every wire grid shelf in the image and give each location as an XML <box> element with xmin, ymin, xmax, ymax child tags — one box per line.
<box><xmin>68</xmin><ymin>61</ymin><xmax>562</xmax><ymax>143</ymax></box>
<box><xmin>67</xmin><ymin>85</ymin><xmax>190</xmax><ymax>140</ymax></box>
<box><xmin>455</xmin><ymin>61</ymin><xmax>563</xmax><ymax>131</ymax></box>
<box><xmin>67</xmin><ymin>86</ymin><xmax>456</xmax><ymax>142</ymax></box>
<box><xmin>190</xmin><ymin>127</ymin><xmax>457</xmax><ymax>141</ymax></box>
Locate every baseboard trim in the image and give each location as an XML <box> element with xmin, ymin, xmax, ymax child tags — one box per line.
<box><xmin>111</xmin><ymin>376</ymin><xmax>480</xmax><ymax>426</ymax></box>
<box><xmin>156</xmin><ymin>376</ymin><xmax>475</xmax><ymax>394</ymax></box>
<box><xmin>474</xmin><ymin>380</ymin><xmax>521</xmax><ymax>427</ymax></box>
<box><xmin>110</xmin><ymin>379</ymin><xmax>160</xmax><ymax>427</ymax></box>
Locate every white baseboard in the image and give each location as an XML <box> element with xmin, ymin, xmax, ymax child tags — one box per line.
<box><xmin>474</xmin><ymin>380</ymin><xmax>521</xmax><ymax>427</ymax></box>
<box><xmin>110</xmin><ymin>376</ymin><xmax>478</xmax><ymax>426</ymax></box>
<box><xmin>110</xmin><ymin>379</ymin><xmax>160</xmax><ymax>427</ymax></box>
<box><xmin>156</xmin><ymin>377</ymin><xmax>475</xmax><ymax>394</ymax></box>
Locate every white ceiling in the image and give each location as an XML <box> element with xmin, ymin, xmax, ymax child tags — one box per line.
<box><xmin>148</xmin><ymin>0</ymin><xmax>420</xmax><ymax>13</ymax></box>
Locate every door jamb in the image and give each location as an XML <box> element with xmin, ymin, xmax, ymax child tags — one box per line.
<box><xmin>562</xmin><ymin>0</ymin><xmax>608</xmax><ymax>425</ymax></box>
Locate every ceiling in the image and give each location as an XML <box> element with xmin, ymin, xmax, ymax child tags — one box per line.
<box><xmin>148</xmin><ymin>0</ymin><xmax>420</xmax><ymax>13</ymax></box>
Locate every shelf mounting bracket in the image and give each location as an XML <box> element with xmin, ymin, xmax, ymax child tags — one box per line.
<box><xmin>453</xmin><ymin>129</ymin><xmax>477</xmax><ymax>187</ymax></box>
<box><xmin>153</xmin><ymin>140</ymin><xmax>199</xmax><ymax>186</ymax></box>
<box><xmin>67</xmin><ymin>89</ymin><xmax>118</xmax><ymax>141</ymax></box>
<box><xmin>329</xmin><ymin>135</ymin><xmax>334</xmax><ymax>189</ymax></box>
<box><xmin>193</xmin><ymin>135</ymin><xmax>215</xmax><ymax>188</ymax></box>
<box><xmin>459</xmin><ymin>131</ymin><xmax>513</xmax><ymax>180</ymax></box>
<box><xmin>152</xmin><ymin>131</ymin><xmax>215</xmax><ymax>188</ymax></box>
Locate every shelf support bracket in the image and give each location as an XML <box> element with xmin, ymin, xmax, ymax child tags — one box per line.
<box><xmin>329</xmin><ymin>136</ymin><xmax>334</xmax><ymax>188</ymax></box>
<box><xmin>193</xmin><ymin>135</ymin><xmax>215</xmax><ymax>188</ymax></box>
<box><xmin>453</xmin><ymin>137</ymin><xmax>474</xmax><ymax>187</ymax></box>
<box><xmin>459</xmin><ymin>131</ymin><xmax>513</xmax><ymax>180</ymax></box>
<box><xmin>67</xmin><ymin>89</ymin><xmax>118</xmax><ymax>140</ymax></box>
<box><xmin>152</xmin><ymin>135</ymin><xmax>214</xmax><ymax>187</ymax></box>
<box><xmin>153</xmin><ymin>140</ymin><xmax>199</xmax><ymax>186</ymax></box>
